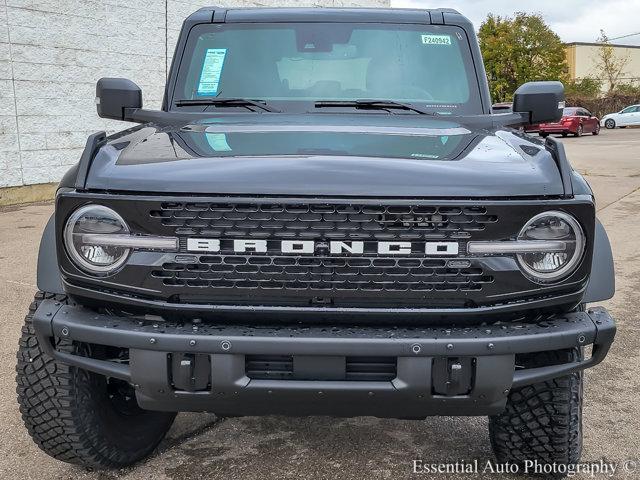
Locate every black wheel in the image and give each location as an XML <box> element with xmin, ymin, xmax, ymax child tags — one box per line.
<box><xmin>575</xmin><ymin>125</ymin><xmax>583</xmax><ymax>137</ymax></box>
<box><xmin>593</xmin><ymin>124</ymin><xmax>600</xmax><ymax>135</ymax></box>
<box><xmin>539</xmin><ymin>132</ymin><xmax>549</xmax><ymax>138</ymax></box>
<box><xmin>489</xmin><ymin>348</ymin><xmax>583</xmax><ymax>471</ymax></box>
<box><xmin>16</xmin><ymin>292</ymin><xmax>176</xmax><ymax>469</ymax></box>
<box><xmin>604</xmin><ymin>119</ymin><xmax>615</xmax><ymax>129</ymax></box>
<box><xmin>561</xmin><ymin>132</ymin><xmax>568</xmax><ymax>137</ymax></box>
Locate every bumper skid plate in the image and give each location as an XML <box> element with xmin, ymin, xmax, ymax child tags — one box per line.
<box><xmin>32</xmin><ymin>300</ymin><xmax>615</xmax><ymax>418</ymax></box>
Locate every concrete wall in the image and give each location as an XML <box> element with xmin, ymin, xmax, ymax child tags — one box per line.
<box><xmin>565</xmin><ymin>42</ymin><xmax>640</xmax><ymax>91</ymax></box>
<box><xmin>0</xmin><ymin>0</ymin><xmax>389</xmax><ymax>189</ymax></box>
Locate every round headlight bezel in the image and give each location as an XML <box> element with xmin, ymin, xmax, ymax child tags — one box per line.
<box><xmin>516</xmin><ymin>211</ymin><xmax>585</xmax><ymax>283</ymax></box>
<box><xmin>63</xmin><ymin>205</ymin><xmax>131</xmax><ymax>275</ymax></box>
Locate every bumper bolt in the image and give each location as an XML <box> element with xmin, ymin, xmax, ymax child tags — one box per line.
<box><xmin>60</xmin><ymin>327</ymin><xmax>69</xmax><ymax>336</ymax></box>
<box><xmin>577</xmin><ymin>334</ymin><xmax>586</xmax><ymax>344</ymax></box>
<box><xmin>411</xmin><ymin>344</ymin><xmax>421</xmax><ymax>354</ymax></box>
<box><xmin>149</xmin><ymin>338</ymin><xmax>156</xmax><ymax>344</ymax></box>
<box><xmin>446</xmin><ymin>343</ymin><xmax>454</xmax><ymax>351</ymax></box>
<box><xmin>189</xmin><ymin>339</ymin><xmax>197</xmax><ymax>347</ymax></box>
<box><xmin>503</xmin><ymin>389</ymin><xmax>510</xmax><ymax>395</ymax></box>
<box><xmin>487</xmin><ymin>343</ymin><xmax>495</xmax><ymax>350</ymax></box>
<box><xmin>220</xmin><ymin>340</ymin><xmax>231</xmax><ymax>351</ymax></box>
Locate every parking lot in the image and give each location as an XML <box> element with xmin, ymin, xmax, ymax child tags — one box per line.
<box><xmin>0</xmin><ymin>128</ymin><xmax>639</xmax><ymax>480</ymax></box>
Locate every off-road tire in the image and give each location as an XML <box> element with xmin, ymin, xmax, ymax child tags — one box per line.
<box><xmin>16</xmin><ymin>291</ymin><xmax>176</xmax><ymax>469</ymax></box>
<box><xmin>488</xmin><ymin>348</ymin><xmax>583</xmax><ymax>470</ymax></box>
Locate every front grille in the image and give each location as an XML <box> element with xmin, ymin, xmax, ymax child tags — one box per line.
<box><xmin>144</xmin><ymin>201</ymin><xmax>503</xmax><ymax>306</ymax></box>
<box><xmin>59</xmin><ymin>194</ymin><xmax>593</xmax><ymax>312</ymax></box>
<box><xmin>245</xmin><ymin>355</ymin><xmax>397</xmax><ymax>381</ymax></box>
<box><xmin>153</xmin><ymin>256</ymin><xmax>493</xmax><ymax>292</ymax></box>
<box><xmin>150</xmin><ymin>202</ymin><xmax>498</xmax><ymax>240</ymax></box>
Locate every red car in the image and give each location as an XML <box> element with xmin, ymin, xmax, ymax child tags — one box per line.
<box><xmin>538</xmin><ymin>107</ymin><xmax>600</xmax><ymax>137</ymax></box>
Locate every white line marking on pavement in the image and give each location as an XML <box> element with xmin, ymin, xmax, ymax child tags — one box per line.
<box><xmin>5</xmin><ymin>280</ymin><xmax>36</xmax><ymax>289</ymax></box>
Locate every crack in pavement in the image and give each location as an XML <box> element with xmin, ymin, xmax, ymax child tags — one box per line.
<box><xmin>596</xmin><ymin>185</ymin><xmax>640</xmax><ymax>213</ymax></box>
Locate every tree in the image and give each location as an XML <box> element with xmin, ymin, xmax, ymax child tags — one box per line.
<box><xmin>614</xmin><ymin>82</ymin><xmax>640</xmax><ymax>97</ymax></box>
<box><xmin>565</xmin><ymin>77</ymin><xmax>602</xmax><ymax>98</ymax></box>
<box><xmin>596</xmin><ymin>30</ymin><xmax>629</xmax><ymax>94</ymax></box>
<box><xmin>478</xmin><ymin>13</ymin><xmax>568</xmax><ymax>102</ymax></box>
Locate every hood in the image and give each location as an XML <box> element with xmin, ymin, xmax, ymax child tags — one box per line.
<box><xmin>86</xmin><ymin>114</ymin><xmax>564</xmax><ymax>197</ymax></box>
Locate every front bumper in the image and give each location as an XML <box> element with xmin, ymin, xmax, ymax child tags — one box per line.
<box><xmin>33</xmin><ymin>300</ymin><xmax>615</xmax><ymax>418</ymax></box>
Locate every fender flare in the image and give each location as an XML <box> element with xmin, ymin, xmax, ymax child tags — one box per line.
<box><xmin>36</xmin><ymin>214</ymin><xmax>64</xmax><ymax>295</ymax></box>
<box><xmin>584</xmin><ymin>219</ymin><xmax>615</xmax><ymax>303</ymax></box>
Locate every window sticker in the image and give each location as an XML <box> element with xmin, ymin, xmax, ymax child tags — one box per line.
<box><xmin>197</xmin><ymin>48</ymin><xmax>227</xmax><ymax>96</ymax></box>
<box><xmin>421</xmin><ymin>34</ymin><xmax>452</xmax><ymax>46</ymax></box>
<box><xmin>205</xmin><ymin>133</ymin><xmax>232</xmax><ymax>152</ymax></box>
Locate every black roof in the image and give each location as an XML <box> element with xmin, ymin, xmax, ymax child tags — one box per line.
<box><xmin>186</xmin><ymin>6</ymin><xmax>470</xmax><ymax>27</ymax></box>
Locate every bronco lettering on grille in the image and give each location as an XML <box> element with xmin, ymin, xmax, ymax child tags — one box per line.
<box><xmin>186</xmin><ymin>239</ymin><xmax>459</xmax><ymax>256</ymax></box>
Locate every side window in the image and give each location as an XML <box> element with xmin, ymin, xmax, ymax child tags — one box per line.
<box><xmin>621</xmin><ymin>106</ymin><xmax>636</xmax><ymax>114</ymax></box>
<box><xmin>583</xmin><ymin>110</ymin><xmax>592</xmax><ymax>117</ymax></box>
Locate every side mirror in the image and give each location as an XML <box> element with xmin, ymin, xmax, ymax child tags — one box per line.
<box><xmin>513</xmin><ymin>81</ymin><xmax>565</xmax><ymax>124</ymax></box>
<box><xmin>96</xmin><ymin>78</ymin><xmax>142</xmax><ymax>121</ymax></box>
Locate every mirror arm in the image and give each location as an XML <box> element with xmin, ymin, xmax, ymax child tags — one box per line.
<box><xmin>124</xmin><ymin>108</ymin><xmax>218</xmax><ymax>125</ymax></box>
<box><xmin>491</xmin><ymin>112</ymin><xmax>531</xmax><ymax>127</ymax></box>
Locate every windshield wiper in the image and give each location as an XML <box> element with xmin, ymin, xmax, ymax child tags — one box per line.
<box><xmin>315</xmin><ymin>99</ymin><xmax>433</xmax><ymax>115</ymax></box>
<box><xmin>175</xmin><ymin>98</ymin><xmax>280</xmax><ymax>113</ymax></box>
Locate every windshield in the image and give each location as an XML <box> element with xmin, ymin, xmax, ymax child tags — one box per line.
<box><xmin>173</xmin><ymin>23</ymin><xmax>482</xmax><ymax>114</ymax></box>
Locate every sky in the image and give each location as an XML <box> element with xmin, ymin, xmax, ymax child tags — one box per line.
<box><xmin>391</xmin><ymin>0</ymin><xmax>640</xmax><ymax>45</ymax></box>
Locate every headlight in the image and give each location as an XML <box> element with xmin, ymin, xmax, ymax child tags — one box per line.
<box><xmin>516</xmin><ymin>211</ymin><xmax>585</xmax><ymax>282</ymax></box>
<box><xmin>64</xmin><ymin>205</ymin><xmax>130</xmax><ymax>274</ymax></box>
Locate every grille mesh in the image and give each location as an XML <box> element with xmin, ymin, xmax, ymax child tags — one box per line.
<box><xmin>153</xmin><ymin>256</ymin><xmax>493</xmax><ymax>292</ymax></box>
<box><xmin>148</xmin><ymin>201</ymin><xmax>498</xmax><ymax>300</ymax></box>
<box><xmin>150</xmin><ymin>202</ymin><xmax>498</xmax><ymax>240</ymax></box>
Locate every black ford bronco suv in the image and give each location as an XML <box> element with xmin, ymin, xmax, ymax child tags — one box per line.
<box><xmin>17</xmin><ymin>6</ymin><xmax>616</xmax><ymax>471</ymax></box>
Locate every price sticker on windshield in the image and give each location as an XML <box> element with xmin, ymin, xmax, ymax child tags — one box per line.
<box><xmin>421</xmin><ymin>34</ymin><xmax>452</xmax><ymax>46</ymax></box>
<box><xmin>197</xmin><ymin>48</ymin><xmax>227</xmax><ymax>95</ymax></box>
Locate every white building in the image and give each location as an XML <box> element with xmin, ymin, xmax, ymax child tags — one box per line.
<box><xmin>0</xmin><ymin>0</ymin><xmax>388</xmax><ymax>202</ymax></box>
<box><xmin>565</xmin><ymin>42</ymin><xmax>640</xmax><ymax>92</ymax></box>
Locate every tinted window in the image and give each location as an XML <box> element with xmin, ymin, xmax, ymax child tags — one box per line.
<box><xmin>173</xmin><ymin>23</ymin><xmax>482</xmax><ymax>114</ymax></box>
